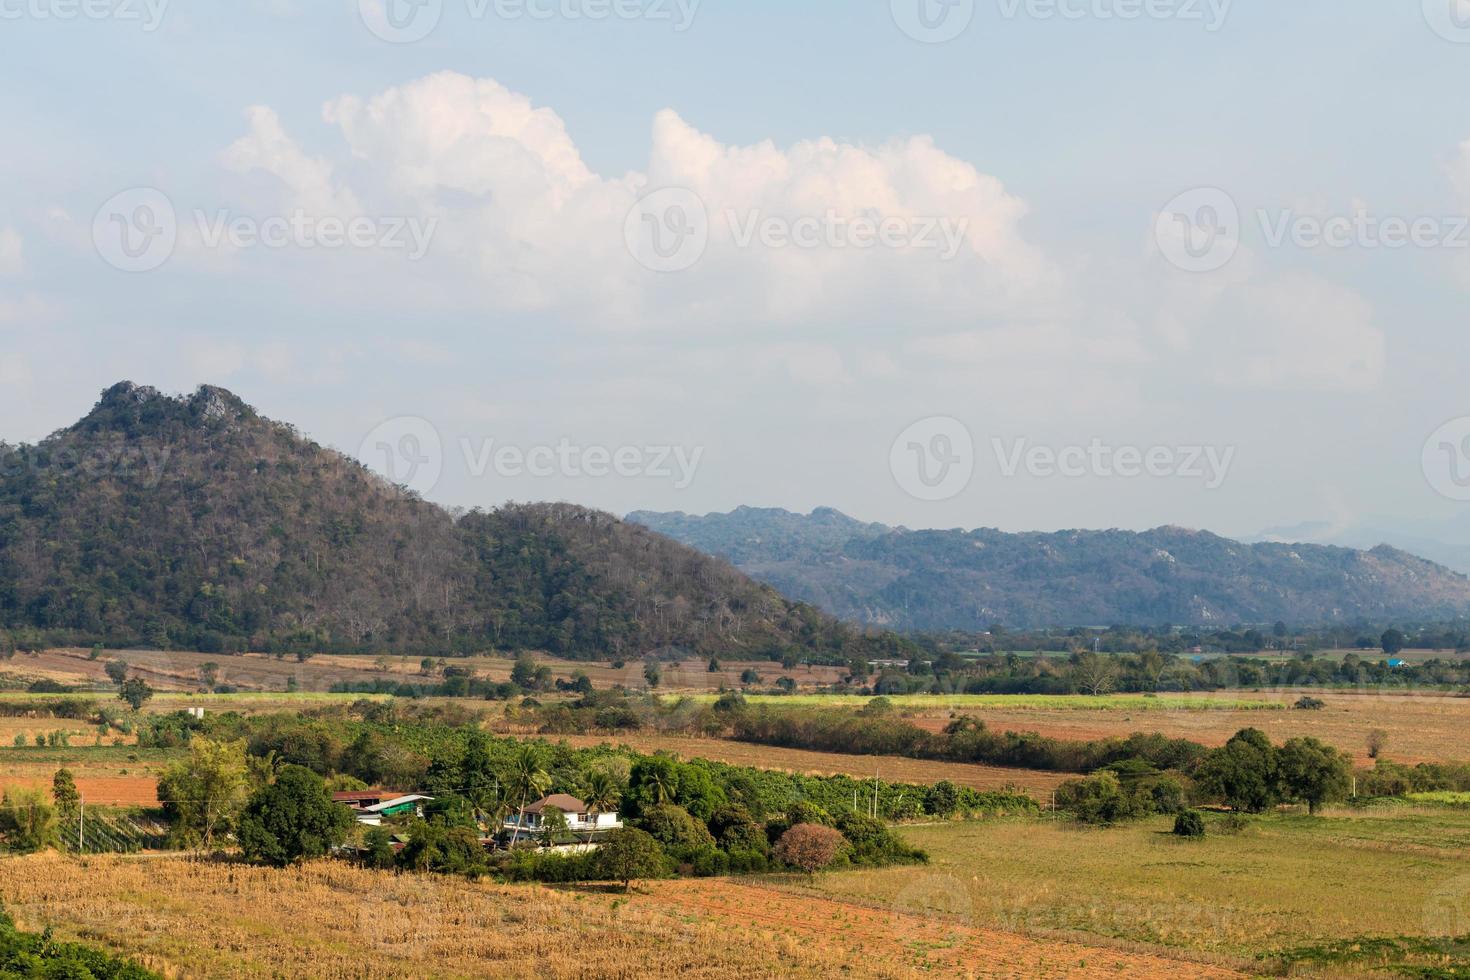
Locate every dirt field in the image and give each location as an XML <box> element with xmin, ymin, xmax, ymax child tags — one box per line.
<box><xmin>0</xmin><ymin>853</ymin><xmax>1241</xmax><ymax>979</ymax></box>
<box><xmin>556</xmin><ymin>734</ymin><xmax>1069</xmax><ymax>798</ymax></box>
<box><xmin>7</xmin><ymin>647</ymin><xmax>845</xmax><ymax>696</ymax></box>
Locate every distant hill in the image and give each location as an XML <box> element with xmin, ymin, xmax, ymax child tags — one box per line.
<box><xmin>0</xmin><ymin>384</ymin><xmax>880</xmax><ymax>660</ymax></box>
<box><xmin>627</xmin><ymin>507</ymin><xmax>1470</xmax><ymax>630</ymax></box>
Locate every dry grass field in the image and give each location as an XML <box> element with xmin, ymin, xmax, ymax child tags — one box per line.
<box><xmin>556</xmin><ymin>734</ymin><xmax>1069</xmax><ymax>797</ymax></box>
<box><xmin>913</xmin><ymin>691</ymin><xmax>1470</xmax><ymax>765</ymax></box>
<box><xmin>0</xmin><ymin>853</ymin><xmax>1242</xmax><ymax>979</ymax></box>
<box><xmin>5</xmin><ymin>648</ymin><xmax>844</xmax><ymax>696</ymax></box>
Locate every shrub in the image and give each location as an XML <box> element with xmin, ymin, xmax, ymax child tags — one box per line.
<box><xmin>0</xmin><ymin>789</ymin><xmax>57</xmax><ymax>854</ymax></box>
<box><xmin>1055</xmin><ymin>772</ymin><xmax>1138</xmax><ymax>825</ymax></box>
<box><xmin>1293</xmin><ymin>696</ymin><xmax>1325</xmax><ymax>711</ymax></box>
<box><xmin>1173</xmin><ymin>810</ymin><xmax>1206</xmax><ymax>838</ymax></box>
<box><xmin>774</xmin><ymin>823</ymin><xmax>847</xmax><ymax>879</ymax></box>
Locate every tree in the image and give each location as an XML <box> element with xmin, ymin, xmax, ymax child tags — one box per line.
<box><xmin>1366</xmin><ymin>729</ymin><xmax>1389</xmax><ymax>760</ymax></box>
<box><xmin>774</xmin><ymin>823</ymin><xmax>846</xmax><ymax>880</ymax></box>
<box><xmin>740</xmin><ymin>668</ymin><xmax>761</xmax><ymax>685</ymax></box>
<box><xmin>582</xmin><ymin>769</ymin><xmax>622</xmax><ymax>817</ymax></box>
<box><xmin>363</xmin><ymin>826</ymin><xmax>397</xmax><ymax>869</ymax></box>
<box><xmin>504</xmin><ymin>745</ymin><xmax>551</xmax><ymax>847</ymax></box>
<box><xmin>1055</xmin><ymin>772</ymin><xmax>1137</xmax><ymax>825</ymax></box>
<box><xmin>1194</xmin><ymin>728</ymin><xmax>1281</xmax><ymax>813</ymax></box>
<box><xmin>51</xmin><ymin>769</ymin><xmax>80</xmax><ymax>823</ymax></box>
<box><xmin>103</xmin><ymin>660</ymin><xmax>129</xmax><ymax>685</ymax></box>
<box><xmin>1173</xmin><ymin>810</ymin><xmax>1205</xmax><ymax>838</ymax></box>
<box><xmin>237</xmin><ymin>765</ymin><xmax>353</xmax><ymax>866</ymax></box>
<box><xmin>639</xmin><ymin>804</ymin><xmax>715</xmax><ymax>851</ymax></box>
<box><xmin>539</xmin><ymin>806</ymin><xmax>571</xmax><ymax>848</ymax></box>
<box><xmin>707</xmin><ymin>657</ymin><xmax>721</xmax><ymax>673</ymax></box>
<box><xmin>118</xmin><ymin>678</ymin><xmax>153</xmax><ymax>711</ymax></box>
<box><xmin>596</xmin><ymin>828</ymin><xmax>666</xmax><ymax>891</ymax></box>
<box><xmin>0</xmin><ymin>788</ymin><xmax>57</xmax><ymax>853</ymax></box>
<box><xmin>643</xmin><ymin>662</ymin><xmax>662</xmax><ymax>688</ymax></box>
<box><xmin>157</xmin><ymin>737</ymin><xmax>250</xmax><ymax>850</ymax></box>
<box><xmin>1072</xmin><ymin>652</ymin><xmax>1118</xmax><ymax>697</ymax></box>
<box><xmin>1381</xmin><ymin>629</ymin><xmax>1406</xmax><ymax>656</ymax></box>
<box><xmin>1279</xmin><ymin>737</ymin><xmax>1352</xmax><ymax>815</ymax></box>
<box><xmin>199</xmin><ymin>662</ymin><xmax>220</xmax><ymax>689</ymax></box>
<box><xmin>510</xmin><ymin>655</ymin><xmax>539</xmax><ymax>690</ymax></box>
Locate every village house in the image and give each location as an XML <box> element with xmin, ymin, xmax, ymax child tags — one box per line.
<box><xmin>499</xmin><ymin>794</ymin><xmax>622</xmax><ymax>849</ymax></box>
<box><xmin>332</xmin><ymin>791</ymin><xmax>434</xmax><ymax>827</ymax></box>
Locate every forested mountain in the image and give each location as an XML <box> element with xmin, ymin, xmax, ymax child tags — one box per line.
<box><xmin>0</xmin><ymin>384</ymin><xmax>893</xmax><ymax>660</ymax></box>
<box><xmin>627</xmin><ymin>507</ymin><xmax>1470</xmax><ymax>630</ymax></box>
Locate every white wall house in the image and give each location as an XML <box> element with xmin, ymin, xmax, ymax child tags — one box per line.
<box><xmin>502</xmin><ymin>794</ymin><xmax>622</xmax><ymax>836</ymax></box>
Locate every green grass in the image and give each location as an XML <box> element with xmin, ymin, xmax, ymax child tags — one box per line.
<box><xmin>1410</xmin><ymin>792</ymin><xmax>1470</xmax><ymax>807</ymax></box>
<box><xmin>670</xmin><ymin>692</ymin><xmax>1285</xmax><ymax>712</ymax></box>
<box><xmin>798</xmin><ymin>808</ymin><xmax>1470</xmax><ymax>975</ymax></box>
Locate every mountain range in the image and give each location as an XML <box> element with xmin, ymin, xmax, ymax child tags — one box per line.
<box><xmin>0</xmin><ymin>384</ymin><xmax>878</xmax><ymax>660</ymax></box>
<box><xmin>628</xmin><ymin>507</ymin><xmax>1470</xmax><ymax>630</ymax></box>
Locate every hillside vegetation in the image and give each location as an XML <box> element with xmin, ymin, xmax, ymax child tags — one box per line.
<box><xmin>629</xmin><ymin>507</ymin><xmax>1470</xmax><ymax>630</ymax></box>
<box><xmin>0</xmin><ymin>385</ymin><xmax>892</xmax><ymax>660</ymax></box>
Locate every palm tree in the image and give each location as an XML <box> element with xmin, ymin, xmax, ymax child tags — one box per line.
<box><xmin>582</xmin><ymin>769</ymin><xmax>622</xmax><ymax>817</ymax></box>
<box><xmin>504</xmin><ymin>745</ymin><xmax>551</xmax><ymax>847</ymax></box>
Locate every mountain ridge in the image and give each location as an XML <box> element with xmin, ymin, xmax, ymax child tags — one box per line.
<box><xmin>0</xmin><ymin>384</ymin><xmax>889</xmax><ymax>660</ymax></box>
<box><xmin>627</xmin><ymin>507</ymin><xmax>1470</xmax><ymax>630</ymax></box>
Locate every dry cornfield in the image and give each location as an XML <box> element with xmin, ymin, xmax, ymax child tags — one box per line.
<box><xmin>0</xmin><ymin>853</ymin><xmax>1241</xmax><ymax>979</ymax></box>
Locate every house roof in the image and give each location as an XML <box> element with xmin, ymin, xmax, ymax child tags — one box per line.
<box><xmin>364</xmin><ymin>795</ymin><xmax>433</xmax><ymax>814</ymax></box>
<box><xmin>522</xmin><ymin>794</ymin><xmax>586</xmax><ymax>815</ymax></box>
<box><xmin>332</xmin><ymin>790</ymin><xmax>410</xmax><ymax>804</ymax></box>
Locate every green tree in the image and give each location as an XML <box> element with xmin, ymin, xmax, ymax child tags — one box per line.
<box><xmin>1381</xmin><ymin>629</ymin><xmax>1407</xmax><ymax>656</ymax></box>
<box><xmin>510</xmin><ymin>655</ymin><xmax>539</xmax><ymax>690</ymax></box>
<box><xmin>51</xmin><ymin>769</ymin><xmax>81</xmax><ymax>823</ymax></box>
<box><xmin>363</xmin><ymin>826</ymin><xmax>396</xmax><ymax>869</ymax></box>
<box><xmin>1194</xmin><ymin>728</ymin><xmax>1280</xmax><ymax>813</ymax></box>
<box><xmin>1278</xmin><ymin>737</ymin><xmax>1352</xmax><ymax>815</ymax></box>
<box><xmin>504</xmin><ymin>745</ymin><xmax>551</xmax><ymax>847</ymax></box>
<box><xmin>596</xmin><ymin>827</ymin><xmax>666</xmax><ymax>891</ymax></box>
<box><xmin>103</xmin><ymin>660</ymin><xmax>129</xmax><ymax>685</ymax></box>
<box><xmin>157</xmin><ymin>737</ymin><xmax>250</xmax><ymax>849</ymax></box>
<box><xmin>237</xmin><ymin>765</ymin><xmax>353</xmax><ymax>867</ymax></box>
<box><xmin>0</xmin><ymin>788</ymin><xmax>57</xmax><ymax>853</ymax></box>
<box><xmin>1055</xmin><ymin>771</ymin><xmax>1137</xmax><ymax>825</ymax></box>
<box><xmin>118</xmin><ymin>678</ymin><xmax>153</xmax><ymax>711</ymax></box>
<box><xmin>199</xmin><ymin>662</ymin><xmax>220</xmax><ymax>689</ymax></box>
<box><xmin>639</xmin><ymin>804</ymin><xmax>715</xmax><ymax>851</ymax></box>
<box><xmin>643</xmin><ymin>662</ymin><xmax>662</xmax><ymax>688</ymax></box>
<box><xmin>1173</xmin><ymin>810</ymin><xmax>1206</xmax><ymax>838</ymax></box>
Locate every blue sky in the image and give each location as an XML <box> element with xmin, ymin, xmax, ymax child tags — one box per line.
<box><xmin>3</xmin><ymin>0</ymin><xmax>1470</xmax><ymax>545</ymax></box>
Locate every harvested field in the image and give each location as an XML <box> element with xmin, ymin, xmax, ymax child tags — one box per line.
<box><xmin>555</xmin><ymin>734</ymin><xmax>1068</xmax><ymax>798</ymax></box>
<box><xmin>918</xmin><ymin>691</ymin><xmax>1470</xmax><ymax>765</ymax></box>
<box><xmin>0</xmin><ymin>853</ymin><xmax>1241</xmax><ymax>979</ymax></box>
<box><xmin>0</xmin><ymin>775</ymin><xmax>159</xmax><ymax>806</ymax></box>
<box><xmin>9</xmin><ymin>648</ymin><xmax>845</xmax><ymax>696</ymax></box>
<box><xmin>643</xmin><ymin>878</ymin><xmax>1244</xmax><ymax>979</ymax></box>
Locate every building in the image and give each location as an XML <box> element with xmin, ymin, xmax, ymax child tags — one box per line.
<box><xmin>500</xmin><ymin>794</ymin><xmax>622</xmax><ymax>846</ymax></box>
<box><xmin>332</xmin><ymin>791</ymin><xmax>433</xmax><ymax>827</ymax></box>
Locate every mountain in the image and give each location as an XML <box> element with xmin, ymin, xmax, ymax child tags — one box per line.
<box><xmin>0</xmin><ymin>384</ymin><xmax>877</xmax><ymax>659</ymax></box>
<box><xmin>627</xmin><ymin>507</ymin><xmax>1470</xmax><ymax>630</ymax></box>
<box><xmin>1254</xmin><ymin>519</ymin><xmax>1470</xmax><ymax>577</ymax></box>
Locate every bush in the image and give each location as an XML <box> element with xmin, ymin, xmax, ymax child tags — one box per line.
<box><xmin>597</xmin><ymin>828</ymin><xmax>668</xmax><ymax>890</ymax></box>
<box><xmin>1293</xmin><ymin>696</ymin><xmax>1325</xmax><ymax>711</ymax></box>
<box><xmin>1055</xmin><ymin>772</ymin><xmax>1139</xmax><ymax>825</ymax></box>
<box><xmin>774</xmin><ymin>823</ymin><xmax>847</xmax><ymax>878</ymax></box>
<box><xmin>1172</xmin><ymin>810</ymin><xmax>1205</xmax><ymax>838</ymax></box>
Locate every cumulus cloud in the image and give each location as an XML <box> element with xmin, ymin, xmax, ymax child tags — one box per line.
<box><xmin>220</xmin><ymin>71</ymin><xmax>1048</xmax><ymax>330</ymax></box>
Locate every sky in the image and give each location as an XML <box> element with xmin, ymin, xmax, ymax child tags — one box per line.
<box><xmin>3</xmin><ymin>0</ymin><xmax>1470</xmax><ymax>540</ymax></box>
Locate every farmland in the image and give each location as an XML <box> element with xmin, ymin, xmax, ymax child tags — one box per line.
<box><xmin>0</xmin><ymin>853</ymin><xmax>1245</xmax><ymax>979</ymax></box>
<box><xmin>799</xmin><ymin>807</ymin><xmax>1470</xmax><ymax>975</ymax></box>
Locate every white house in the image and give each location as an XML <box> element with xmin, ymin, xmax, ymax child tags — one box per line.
<box><xmin>501</xmin><ymin>794</ymin><xmax>622</xmax><ymax>840</ymax></box>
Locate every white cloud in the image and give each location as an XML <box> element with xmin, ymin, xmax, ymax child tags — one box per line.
<box><xmin>221</xmin><ymin>71</ymin><xmax>1048</xmax><ymax>330</ymax></box>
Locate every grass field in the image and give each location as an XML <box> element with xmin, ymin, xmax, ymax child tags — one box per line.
<box><xmin>674</xmin><ymin>692</ymin><xmax>1286</xmax><ymax>712</ymax></box>
<box><xmin>0</xmin><ymin>854</ymin><xmax>1241</xmax><ymax>979</ymax></box>
<box><xmin>797</xmin><ymin>807</ymin><xmax>1470</xmax><ymax>975</ymax></box>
